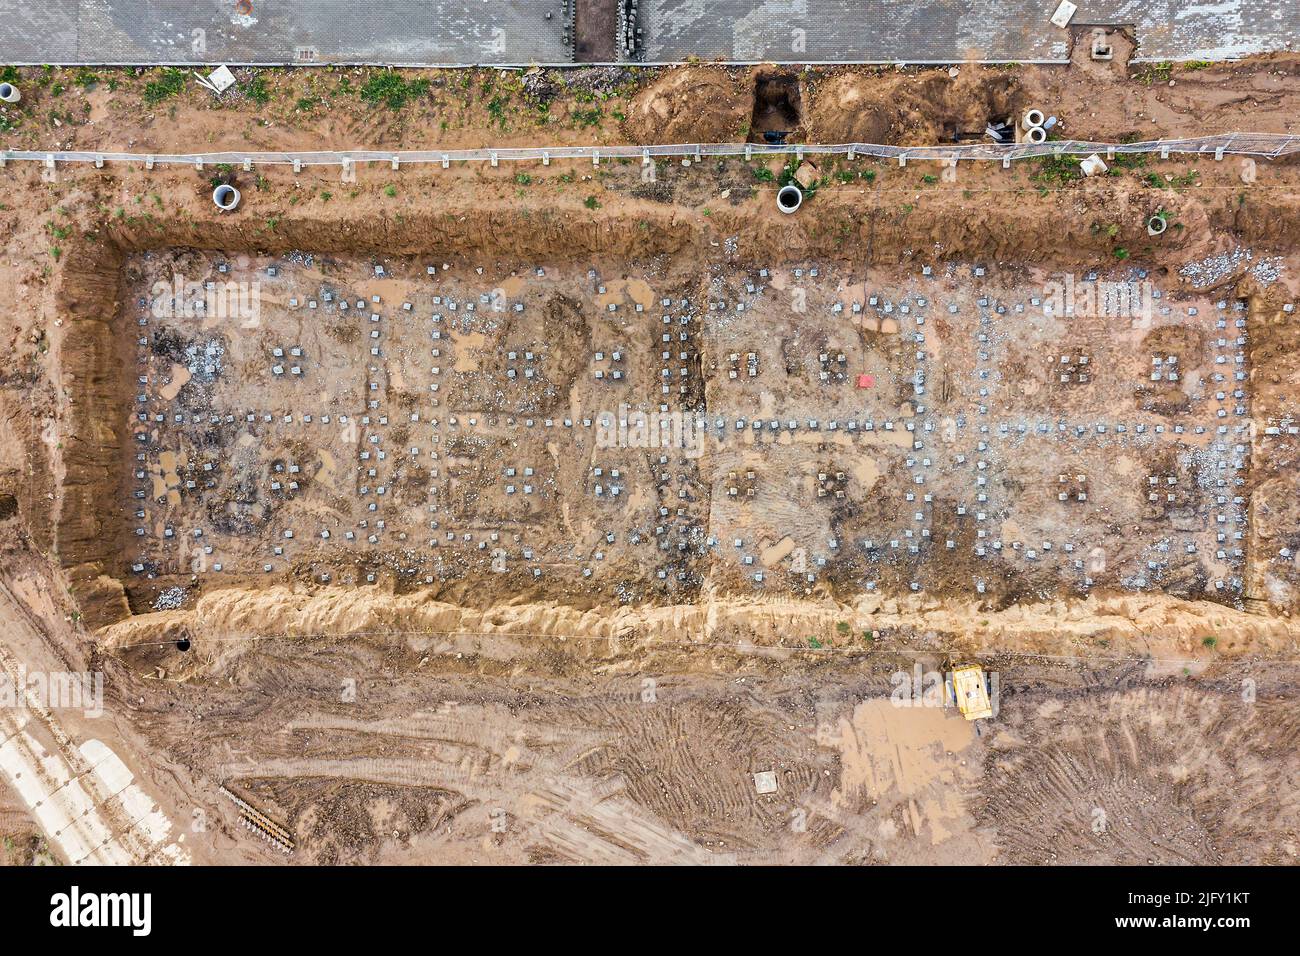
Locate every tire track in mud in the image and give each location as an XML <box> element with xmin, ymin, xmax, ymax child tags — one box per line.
<box><xmin>117</xmin><ymin>635</ymin><xmax>1300</xmax><ymax>864</ymax></box>
<box><xmin>976</xmin><ymin>684</ymin><xmax>1300</xmax><ymax>864</ymax></box>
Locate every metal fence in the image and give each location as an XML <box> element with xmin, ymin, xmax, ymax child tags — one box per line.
<box><xmin>2</xmin><ymin>133</ymin><xmax>1296</xmax><ymax>170</ymax></box>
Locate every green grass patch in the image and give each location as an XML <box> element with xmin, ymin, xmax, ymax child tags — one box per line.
<box><xmin>360</xmin><ymin>72</ymin><xmax>430</xmax><ymax>110</ymax></box>
<box><xmin>143</xmin><ymin>68</ymin><xmax>186</xmax><ymax>105</ymax></box>
<box><xmin>1137</xmin><ymin>61</ymin><xmax>1173</xmax><ymax>84</ymax></box>
<box><xmin>247</xmin><ymin>77</ymin><xmax>271</xmax><ymax>105</ymax></box>
<box><xmin>1144</xmin><ymin>168</ymin><xmax>1199</xmax><ymax>189</ymax></box>
<box><xmin>487</xmin><ymin>94</ymin><xmax>509</xmax><ymax>128</ymax></box>
<box><xmin>1031</xmin><ymin>153</ymin><xmax>1084</xmax><ymax>185</ymax></box>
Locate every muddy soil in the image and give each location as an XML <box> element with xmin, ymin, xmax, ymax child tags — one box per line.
<box><xmin>0</xmin><ymin>54</ymin><xmax>1299</xmax><ymax>865</ymax></box>
<box><xmin>1</xmin><ymin>54</ymin><xmax>1297</xmax><ymax>157</ymax></box>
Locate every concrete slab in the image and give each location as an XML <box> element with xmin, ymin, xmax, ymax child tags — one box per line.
<box><xmin>0</xmin><ymin>0</ymin><xmax>1292</xmax><ymax>65</ymax></box>
<box><xmin>638</xmin><ymin>0</ymin><xmax>1297</xmax><ymax>63</ymax></box>
<box><xmin>0</xmin><ymin>715</ymin><xmax>183</xmax><ymax>864</ymax></box>
<box><xmin>80</xmin><ymin>737</ymin><xmax>136</xmax><ymax>797</ymax></box>
<box><xmin>0</xmin><ymin>0</ymin><xmax>574</xmax><ymax>65</ymax></box>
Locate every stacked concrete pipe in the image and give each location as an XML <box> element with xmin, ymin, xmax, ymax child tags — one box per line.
<box><xmin>1022</xmin><ymin>108</ymin><xmax>1047</xmax><ymax>145</ymax></box>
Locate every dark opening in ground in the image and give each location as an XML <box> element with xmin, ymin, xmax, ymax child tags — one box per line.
<box><xmin>0</xmin><ymin>494</ymin><xmax>17</xmax><ymax>520</ymax></box>
<box><xmin>943</xmin><ymin>117</ymin><xmax>1014</xmax><ymax>143</ymax></box>
<box><xmin>750</xmin><ymin>73</ymin><xmax>803</xmax><ymax>143</ymax></box>
<box><xmin>574</xmin><ymin>0</ymin><xmax>617</xmax><ymax>62</ymax></box>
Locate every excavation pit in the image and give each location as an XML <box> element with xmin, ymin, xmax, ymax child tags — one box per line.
<box><xmin>750</xmin><ymin>72</ymin><xmax>803</xmax><ymax>143</ymax></box>
<box><xmin>98</xmin><ymin>247</ymin><xmax>1257</xmax><ymax>619</ymax></box>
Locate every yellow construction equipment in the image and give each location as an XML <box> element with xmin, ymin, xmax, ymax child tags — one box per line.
<box><xmin>948</xmin><ymin>663</ymin><xmax>994</xmax><ymax>721</ymax></box>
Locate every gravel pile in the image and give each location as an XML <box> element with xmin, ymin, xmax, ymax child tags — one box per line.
<box><xmin>1177</xmin><ymin>248</ymin><xmax>1252</xmax><ymax>288</ymax></box>
<box><xmin>153</xmin><ymin>586</ymin><xmax>189</xmax><ymax>611</ymax></box>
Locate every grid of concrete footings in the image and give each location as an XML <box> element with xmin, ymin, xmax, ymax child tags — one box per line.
<box><xmin>121</xmin><ymin>251</ymin><xmax>1274</xmax><ymax>613</ymax></box>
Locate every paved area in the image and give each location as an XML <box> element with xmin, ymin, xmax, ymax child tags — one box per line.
<box><xmin>0</xmin><ymin>0</ymin><xmax>1295</xmax><ymax>66</ymax></box>
<box><xmin>0</xmin><ymin>0</ymin><xmax>574</xmax><ymax>65</ymax></box>
<box><xmin>639</xmin><ymin>0</ymin><xmax>1299</xmax><ymax>63</ymax></box>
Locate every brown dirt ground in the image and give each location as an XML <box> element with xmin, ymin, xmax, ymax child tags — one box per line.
<box><xmin>1</xmin><ymin>53</ymin><xmax>1299</xmax><ymax>865</ymax></box>
<box><xmin>0</xmin><ymin>51</ymin><xmax>1297</xmax><ymax>156</ymax></box>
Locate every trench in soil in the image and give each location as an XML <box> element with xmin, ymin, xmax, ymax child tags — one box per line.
<box><xmin>51</xmin><ymin>203</ymin><xmax>1282</xmax><ymax>632</ymax></box>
